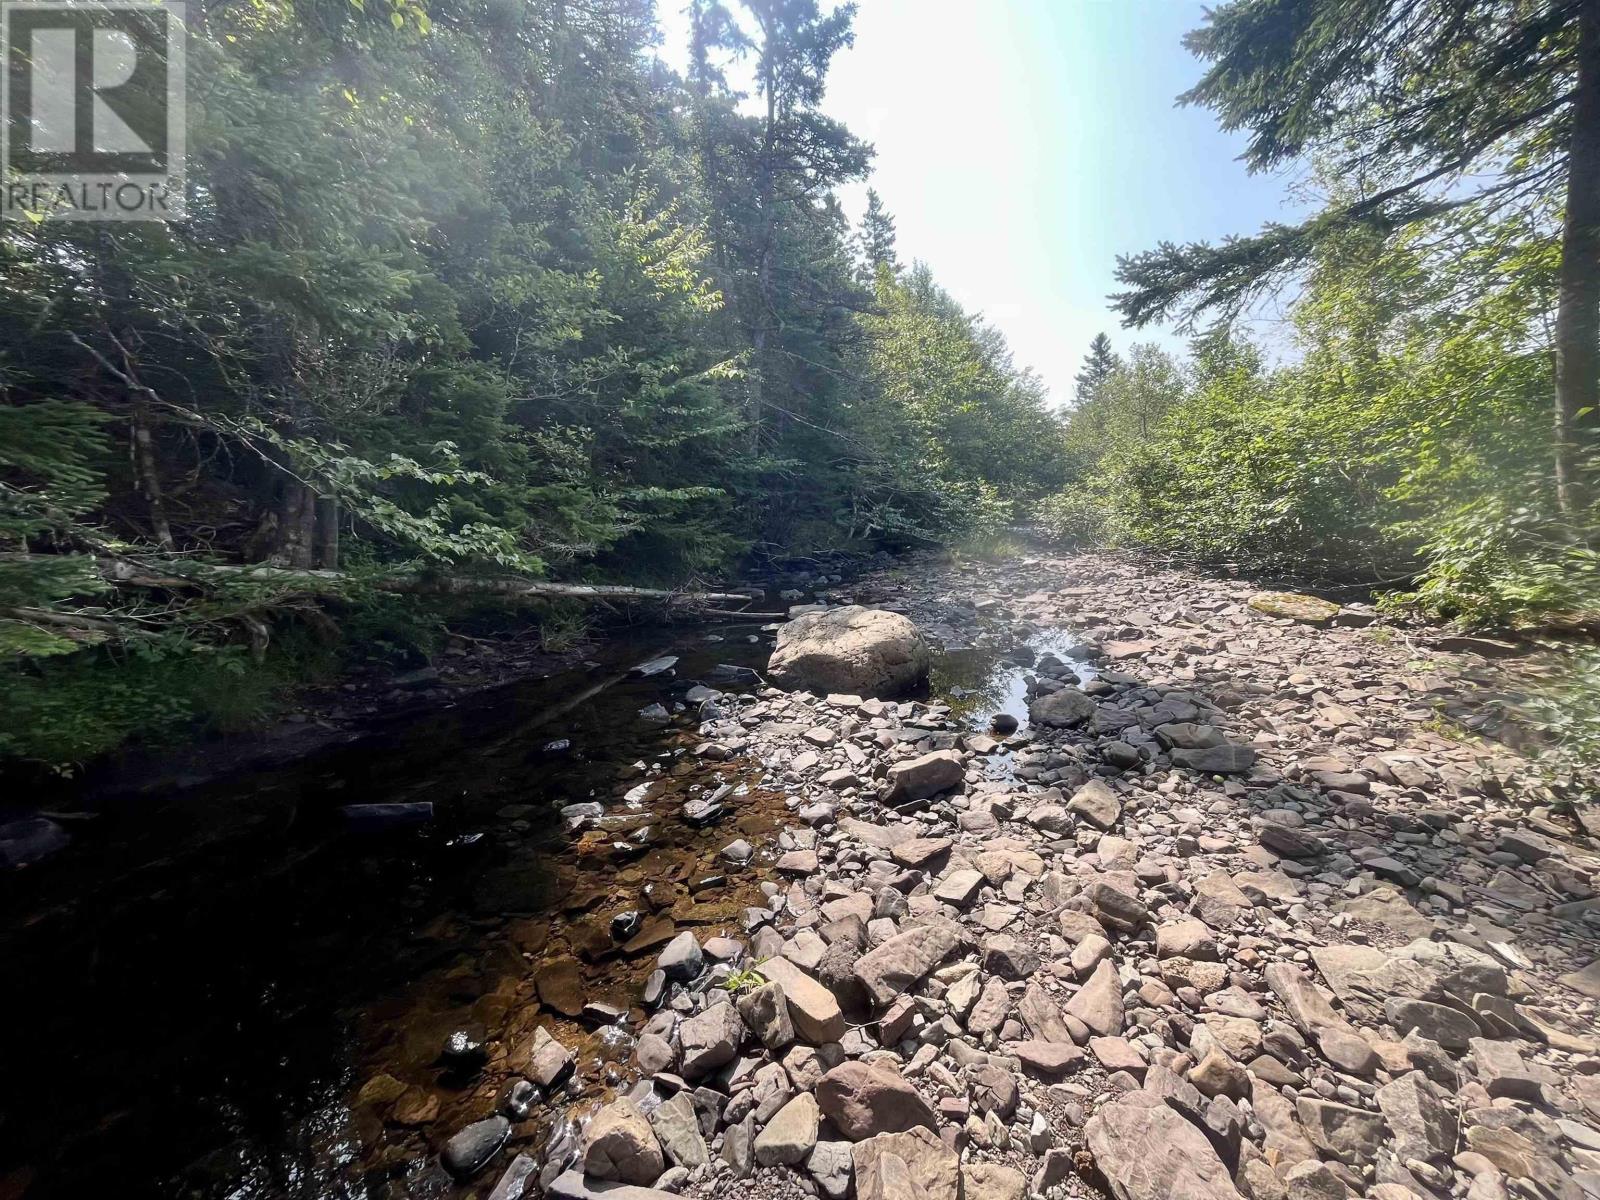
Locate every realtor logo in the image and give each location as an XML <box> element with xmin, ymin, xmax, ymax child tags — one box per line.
<box><xmin>1</xmin><ymin>0</ymin><xmax>185</xmax><ymax>220</ymax></box>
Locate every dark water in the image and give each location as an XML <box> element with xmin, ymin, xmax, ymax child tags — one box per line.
<box><xmin>0</xmin><ymin>619</ymin><xmax>1076</xmax><ymax>1200</ymax></box>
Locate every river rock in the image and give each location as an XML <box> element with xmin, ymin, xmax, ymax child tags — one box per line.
<box><xmin>1173</xmin><ymin>744</ymin><xmax>1257</xmax><ymax>774</ymax></box>
<box><xmin>852</xmin><ymin>1126</ymin><xmax>960</xmax><ymax>1200</ymax></box>
<box><xmin>1030</xmin><ymin>688</ymin><xmax>1098</xmax><ymax>728</ymax></box>
<box><xmin>1069</xmin><ymin>779</ymin><xmax>1122</xmax><ymax>829</ymax></box>
<box><xmin>1066</xmin><ymin>958</ymin><xmax>1125</xmax><ymax>1035</ymax></box>
<box><xmin>963</xmin><ymin>1161</ymin><xmax>1028</xmax><ymax>1200</ymax></box>
<box><xmin>1296</xmin><ymin>1097</ymin><xmax>1388</xmax><ymax>1165</ymax></box>
<box><xmin>1157</xmin><ymin>917</ymin><xmax>1218</xmax><ymax>961</ymax></box>
<box><xmin>768</xmin><ymin>606</ymin><xmax>930</xmax><ymax>697</ymax></box>
<box><xmin>545</xmin><ymin>1171</ymin><xmax>679</xmax><ymax>1200</ymax></box>
<box><xmin>885</xmin><ymin>749</ymin><xmax>965</xmax><ymax>801</ymax></box>
<box><xmin>754</xmin><ymin>1092</ymin><xmax>820</xmax><ymax>1166</ymax></box>
<box><xmin>758</xmin><ymin>955</ymin><xmax>847</xmax><ymax>1043</ymax></box>
<box><xmin>442</xmin><ymin>1115</ymin><xmax>511</xmax><ymax>1178</ymax></box>
<box><xmin>1265</xmin><ymin>963</ymin><xmax>1379</xmax><ymax>1075</ymax></box>
<box><xmin>0</xmin><ymin>816</ymin><xmax>69</xmax><ymax>868</ymax></box>
<box><xmin>657</xmin><ymin>931</ymin><xmax>702</xmax><ymax>981</ymax></box>
<box><xmin>736</xmin><ymin>980</ymin><xmax>795</xmax><ymax>1049</ymax></box>
<box><xmin>1385</xmin><ymin>997</ymin><xmax>1480</xmax><ymax>1051</ymax></box>
<box><xmin>1377</xmin><ymin>1072</ymin><xmax>1457</xmax><ymax>1161</ymax></box>
<box><xmin>1247</xmin><ymin>592</ymin><xmax>1341</xmax><ymax>624</ymax></box>
<box><xmin>525</xmin><ymin>1026</ymin><xmax>574</xmax><ymax>1089</ymax></box>
<box><xmin>852</xmin><ymin>917</ymin><xmax>970</xmax><ymax>1007</ymax></box>
<box><xmin>678</xmin><ymin>1000</ymin><xmax>744</xmax><ymax>1079</ymax></box>
<box><xmin>648</xmin><ymin>1092</ymin><xmax>708</xmax><ymax>1168</ymax></box>
<box><xmin>1085</xmin><ymin>1092</ymin><xmax>1243</xmax><ymax>1200</ymax></box>
<box><xmin>584</xmin><ymin>1098</ymin><xmax>665</xmax><ymax>1184</ymax></box>
<box><xmin>535</xmin><ymin>960</ymin><xmax>585</xmax><ymax>1018</ymax></box>
<box><xmin>816</xmin><ymin>1060</ymin><xmax>937</xmax><ymax>1140</ymax></box>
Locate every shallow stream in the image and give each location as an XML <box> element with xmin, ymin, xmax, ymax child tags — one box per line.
<box><xmin>0</xmin><ymin>617</ymin><xmax>1080</xmax><ymax>1199</ymax></box>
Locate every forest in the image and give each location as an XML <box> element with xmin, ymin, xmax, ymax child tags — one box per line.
<box><xmin>2</xmin><ymin>0</ymin><xmax>1598</xmax><ymax>770</ymax></box>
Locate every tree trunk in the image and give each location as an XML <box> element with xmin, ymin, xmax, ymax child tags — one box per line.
<box><xmin>1554</xmin><ymin>0</ymin><xmax>1600</xmax><ymax>514</ymax></box>
<box><xmin>129</xmin><ymin>398</ymin><xmax>174</xmax><ymax>550</ymax></box>
<box><xmin>273</xmin><ymin>482</ymin><xmax>316</xmax><ymax>569</ymax></box>
<box><xmin>315</xmin><ymin>495</ymin><xmax>339</xmax><ymax>570</ymax></box>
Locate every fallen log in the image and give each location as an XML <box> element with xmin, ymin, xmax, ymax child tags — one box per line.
<box><xmin>92</xmin><ymin>558</ymin><xmax>758</xmax><ymax>608</ymax></box>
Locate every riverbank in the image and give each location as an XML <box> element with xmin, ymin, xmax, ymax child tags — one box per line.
<box><xmin>3</xmin><ymin>548</ymin><xmax>1597</xmax><ymax>1200</ymax></box>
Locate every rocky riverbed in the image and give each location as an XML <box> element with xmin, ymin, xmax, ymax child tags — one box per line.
<box><xmin>483</xmin><ymin>549</ymin><xmax>1600</xmax><ymax>1200</ymax></box>
<box><xmin>7</xmin><ymin>548</ymin><xmax>1600</xmax><ymax>1200</ymax></box>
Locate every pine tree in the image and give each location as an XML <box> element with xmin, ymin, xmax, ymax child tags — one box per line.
<box><xmin>858</xmin><ymin>188</ymin><xmax>899</xmax><ymax>278</ymax></box>
<box><xmin>1074</xmin><ymin>333</ymin><xmax>1120</xmax><ymax>404</ymax></box>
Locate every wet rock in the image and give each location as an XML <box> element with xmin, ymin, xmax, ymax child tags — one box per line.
<box><xmin>991</xmin><ymin>713</ymin><xmax>1020</xmax><ymax>735</ymax></box>
<box><xmin>339</xmin><ymin>802</ymin><xmax>434</xmax><ymax>833</ymax></box>
<box><xmin>535</xmin><ymin>960</ymin><xmax>586</xmax><ymax>1018</ymax></box>
<box><xmin>442</xmin><ymin>1115</ymin><xmax>511</xmax><ymax>1179</ymax></box>
<box><xmin>525</xmin><ymin>1026</ymin><xmax>574</xmax><ymax>1090</ymax></box>
<box><xmin>1030</xmin><ymin>688</ymin><xmax>1098</xmax><ymax>728</ymax></box>
<box><xmin>816</xmin><ymin>1060</ymin><xmax>937</xmax><ymax>1140</ymax></box>
<box><xmin>657</xmin><ymin>931</ymin><xmax>702</xmax><ymax>981</ymax></box>
<box><xmin>442</xmin><ymin>1027</ymin><xmax>489</xmax><ymax>1070</ymax></box>
<box><xmin>768</xmin><ymin>606</ymin><xmax>930</xmax><ymax>697</ymax></box>
<box><xmin>0</xmin><ymin>816</ymin><xmax>70</xmax><ymax>868</ymax></box>
<box><xmin>486</xmin><ymin>1153</ymin><xmax>537</xmax><ymax>1200</ymax></box>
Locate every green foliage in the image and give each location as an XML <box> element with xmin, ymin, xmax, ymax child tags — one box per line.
<box><xmin>0</xmin><ymin>0</ymin><xmax>1069</xmax><ymax>767</ymax></box>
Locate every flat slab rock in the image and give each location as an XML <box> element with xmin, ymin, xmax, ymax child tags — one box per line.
<box><xmin>1085</xmin><ymin>1092</ymin><xmax>1243</xmax><ymax>1200</ymax></box>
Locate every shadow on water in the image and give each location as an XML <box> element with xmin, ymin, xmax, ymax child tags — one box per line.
<box><xmin>0</xmin><ymin>616</ymin><xmax>1095</xmax><ymax>1199</ymax></box>
<box><xmin>0</xmin><ymin>625</ymin><xmax>782</xmax><ymax>1200</ymax></box>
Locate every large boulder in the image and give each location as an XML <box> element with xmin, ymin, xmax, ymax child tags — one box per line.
<box><xmin>816</xmin><ymin>1061</ymin><xmax>937</xmax><ymax>1140</ymax></box>
<box><xmin>768</xmin><ymin>606</ymin><xmax>930</xmax><ymax>697</ymax></box>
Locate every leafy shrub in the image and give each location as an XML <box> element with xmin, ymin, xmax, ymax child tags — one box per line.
<box><xmin>1034</xmin><ymin>489</ymin><xmax>1115</xmax><ymax>548</ymax></box>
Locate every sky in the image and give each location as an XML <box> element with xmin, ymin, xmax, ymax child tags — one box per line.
<box><xmin>654</xmin><ymin>0</ymin><xmax>1313</xmax><ymax>408</ymax></box>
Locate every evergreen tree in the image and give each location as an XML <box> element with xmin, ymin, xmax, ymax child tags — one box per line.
<box><xmin>857</xmin><ymin>188</ymin><xmax>899</xmax><ymax>278</ymax></box>
<box><xmin>1074</xmin><ymin>333</ymin><xmax>1120</xmax><ymax>404</ymax></box>
<box><xmin>1113</xmin><ymin>0</ymin><xmax>1600</xmax><ymax>511</ymax></box>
